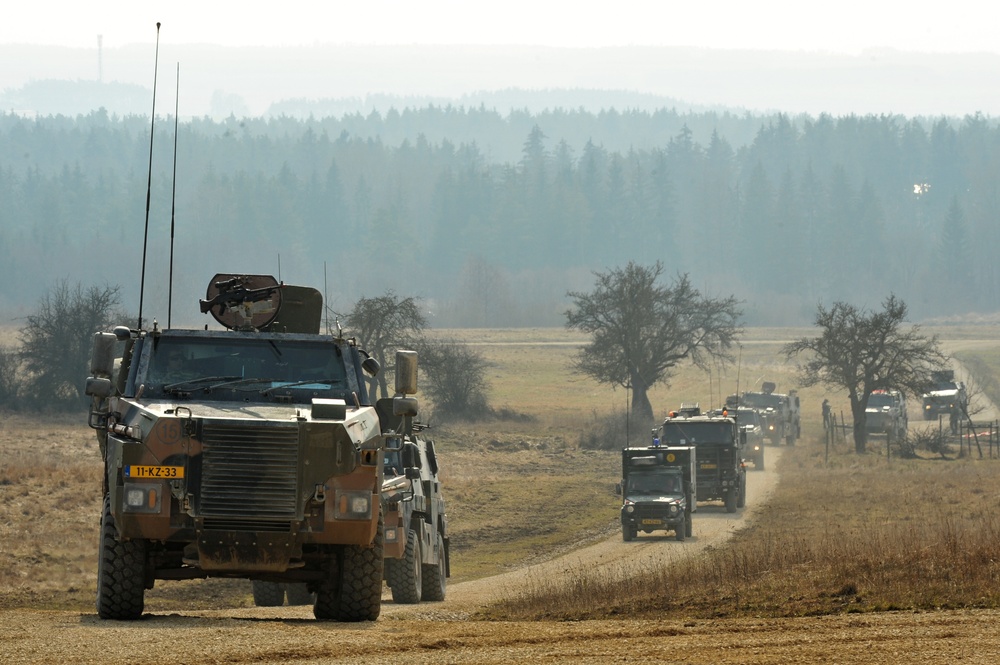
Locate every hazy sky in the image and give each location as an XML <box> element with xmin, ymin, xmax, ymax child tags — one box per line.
<box><xmin>4</xmin><ymin>0</ymin><xmax>997</xmax><ymax>54</ymax></box>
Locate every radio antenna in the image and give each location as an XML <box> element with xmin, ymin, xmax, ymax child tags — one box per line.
<box><xmin>167</xmin><ymin>62</ymin><xmax>179</xmax><ymax>329</ymax></box>
<box><xmin>323</xmin><ymin>261</ymin><xmax>330</xmax><ymax>334</ymax></box>
<box><xmin>137</xmin><ymin>22</ymin><xmax>161</xmax><ymax>330</ymax></box>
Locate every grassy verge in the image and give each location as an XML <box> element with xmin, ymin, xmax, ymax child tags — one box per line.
<box><xmin>482</xmin><ymin>437</ymin><xmax>1000</xmax><ymax>620</ymax></box>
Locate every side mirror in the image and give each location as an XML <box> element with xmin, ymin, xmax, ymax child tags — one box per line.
<box><xmin>86</xmin><ymin>377</ymin><xmax>114</xmax><ymax>399</ymax></box>
<box><xmin>404</xmin><ymin>467</ymin><xmax>421</xmax><ymax>480</ymax></box>
<box><xmin>395</xmin><ymin>350</ymin><xmax>418</xmax><ymax>395</ymax></box>
<box><xmin>89</xmin><ymin>332</ymin><xmax>117</xmax><ymax>378</ymax></box>
<box><xmin>361</xmin><ymin>356</ymin><xmax>380</xmax><ymax>377</ymax></box>
<box><xmin>393</xmin><ymin>396</ymin><xmax>419</xmax><ymax>417</ymax></box>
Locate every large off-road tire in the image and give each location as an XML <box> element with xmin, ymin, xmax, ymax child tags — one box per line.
<box><xmin>285</xmin><ymin>583</ymin><xmax>314</xmax><ymax>606</ymax></box>
<box><xmin>675</xmin><ymin>522</ymin><xmax>685</xmax><ymax>542</ymax></box>
<box><xmin>685</xmin><ymin>513</ymin><xmax>693</xmax><ymax>538</ymax></box>
<box><xmin>421</xmin><ymin>531</ymin><xmax>447</xmax><ymax>602</ymax></box>
<box><xmin>251</xmin><ymin>580</ymin><xmax>286</xmax><ymax>607</ymax></box>
<box><xmin>387</xmin><ymin>528</ymin><xmax>422</xmax><ymax>604</ymax></box>
<box><xmin>314</xmin><ymin>510</ymin><xmax>384</xmax><ymax>622</ymax></box>
<box><xmin>786</xmin><ymin>433</ymin><xmax>795</xmax><ymax>446</ymax></box>
<box><xmin>737</xmin><ymin>475</ymin><xmax>747</xmax><ymax>508</ymax></box>
<box><xmin>622</xmin><ymin>525</ymin><xmax>635</xmax><ymax>542</ymax></box>
<box><xmin>724</xmin><ymin>488</ymin><xmax>737</xmax><ymax>513</ymax></box>
<box><xmin>96</xmin><ymin>494</ymin><xmax>147</xmax><ymax>620</ymax></box>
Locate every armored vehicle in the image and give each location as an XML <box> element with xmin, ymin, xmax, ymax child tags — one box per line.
<box><xmin>865</xmin><ymin>389</ymin><xmax>908</xmax><ymax>440</ymax></box>
<box><xmin>921</xmin><ymin>370</ymin><xmax>967</xmax><ymax>420</ymax></box>
<box><xmin>86</xmin><ymin>274</ymin><xmax>420</xmax><ymax>621</ymax></box>
<box><xmin>715</xmin><ymin>406</ymin><xmax>765</xmax><ymax>471</ymax></box>
<box><xmin>618</xmin><ymin>445</ymin><xmax>696</xmax><ymax>542</ymax></box>
<box><xmin>740</xmin><ymin>382</ymin><xmax>800</xmax><ymax>446</ymax></box>
<box><xmin>381</xmin><ymin>421</ymin><xmax>449</xmax><ymax>603</ymax></box>
<box><xmin>655</xmin><ymin>406</ymin><xmax>746</xmax><ymax>513</ymax></box>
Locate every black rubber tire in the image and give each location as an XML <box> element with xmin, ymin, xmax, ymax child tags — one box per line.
<box><xmin>737</xmin><ymin>475</ymin><xmax>747</xmax><ymax>508</ymax></box>
<box><xmin>675</xmin><ymin>522</ymin><xmax>685</xmax><ymax>542</ymax></box>
<box><xmin>285</xmin><ymin>583</ymin><xmax>314</xmax><ymax>606</ymax></box>
<box><xmin>252</xmin><ymin>581</ymin><xmax>285</xmax><ymax>607</ymax></box>
<box><xmin>685</xmin><ymin>513</ymin><xmax>693</xmax><ymax>538</ymax></box>
<box><xmin>387</xmin><ymin>528</ymin><xmax>422</xmax><ymax>604</ymax></box>
<box><xmin>421</xmin><ymin>531</ymin><xmax>447</xmax><ymax>602</ymax></box>
<box><xmin>622</xmin><ymin>525</ymin><xmax>634</xmax><ymax>542</ymax></box>
<box><xmin>724</xmin><ymin>488</ymin><xmax>737</xmax><ymax>513</ymax></box>
<box><xmin>96</xmin><ymin>494</ymin><xmax>147</xmax><ymax>620</ymax></box>
<box><xmin>314</xmin><ymin>513</ymin><xmax>384</xmax><ymax>621</ymax></box>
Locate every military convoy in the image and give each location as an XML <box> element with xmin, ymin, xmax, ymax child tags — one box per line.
<box><xmin>85</xmin><ymin>274</ymin><xmax>427</xmax><ymax>621</ymax></box>
<box><xmin>740</xmin><ymin>382</ymin><xmax>801</xmax><ymax>446</ymax></box>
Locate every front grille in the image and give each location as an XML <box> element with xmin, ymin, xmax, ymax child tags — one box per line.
<box><xmin>199</xmin><ymin>421</ymin><xmax>300</xmax><ymax>528</ymax></box>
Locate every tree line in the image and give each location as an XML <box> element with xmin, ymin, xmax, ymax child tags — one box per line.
<box><xmin>0</xmin><ymin>107</ymin><xmax>995</xmax><ymax>325</ymax></box>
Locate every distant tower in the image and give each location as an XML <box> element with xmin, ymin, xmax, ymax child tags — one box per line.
<box><xmin>97</xmin><ymin>34</ymin><xmax>103</xmax><ymax>82</ymax></box>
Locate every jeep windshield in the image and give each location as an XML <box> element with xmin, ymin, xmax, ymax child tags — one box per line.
<box><xmin>660</xmin><ymin>421</ymin><xmax>733</xmax><ymax>445</ymax></box>
<box><xmin>144</xmin><ymin>335</ymin><xmax>350</xmax><ymax>402</ymax></box>
<box><xmin>627</xmin><ymin>471</ymin><xmax>682</xmax><ymax>495</ymax></box>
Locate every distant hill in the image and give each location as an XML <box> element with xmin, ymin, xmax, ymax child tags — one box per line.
<box><xmin>2</xmin><ymin>43</ymin><xmax>998</xmax><ymax>120</ymax></box>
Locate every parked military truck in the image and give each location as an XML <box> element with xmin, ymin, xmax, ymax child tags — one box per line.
<box><xmin>865</xmin><ymin>389</ymin><xmax>908</xmax><ymax>440</ymax></box>
<box><xmin>655</xmin><ymin>406</ymin><xmax>746</xmax><ymax>513</ymax></box>
<box><xmin>380</xmin><ymin>415</ymin><xmax>449</xmax><ymax>603</ymax></box>
<box><xmin>921</xmin><ymin>370</ymin><xmax>967</xmax><ymax>420</ymax></box>
<box><xmin>86</xmin><ymin>274</ymin><xmax>421</xmax><ymax>622</ymax></box>
<box><xmin>618</xmin><ymin>445</ymin><xmax>696</xmax><ymax>542</ymax></box>
<box><xmin>741</xmin><ymin>382</ymin><xmax>800</xmax><ymax>446</ymax></box>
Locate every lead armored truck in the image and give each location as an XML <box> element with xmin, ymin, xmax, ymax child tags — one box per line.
<box><xmin>86</xmin><ymin>274</ymin><xmax>420</xmax><ymax>621</ymax></box>
<box><xmin>618</xmin><ymin>445</ymin><xmax>696</xmax><ymax>541</ymax></box>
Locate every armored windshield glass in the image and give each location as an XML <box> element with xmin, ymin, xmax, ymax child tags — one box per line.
<box><xmin>146</xmin><ymin>336</ymin><xmax>349</xmax><ymax>401</ymax></box>
<box><xmin>741</xmin><ymin>393</ymin><xmax>782</xmax><ymax>408</ymax></box>
<box><xmin>868</xmin><ymin>393</ymin><xmax>895</xmax><ymax>407</ymax></box>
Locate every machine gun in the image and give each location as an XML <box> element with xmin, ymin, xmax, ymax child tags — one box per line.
<box><xmin>199</xmin><ymin>274</ymin><xmax>284</xmax><ymax>331</ymax></box>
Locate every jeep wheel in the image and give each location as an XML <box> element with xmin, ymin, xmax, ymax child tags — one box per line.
<box><xmin>685</xmin><ymin>514</ymin><xmax>693</xmax><ymax>538</ymax></box>
<box><xmin>387</xmin><ymin>528</ymin><xmax>422</xmax><ymax>604</ymax></box>
<box><xmin>251</xmin><ymin>581</ymin><xmax>285</xmax><ymax>607</ymax></box>
<box><xmin>285</xmin><ymin>583</ymin><xmax>314</xmax><ymax>606</ymax></box>
<box><xmin>96</xmin><ymin>494</ymin><xmax>147</xmax><ymax>620</ymax></box>
<box><xmin>321</xmin><ymin>510</ymin><xmax>384</xmax><ymax>622</ymax></box>
<box><xmin>421</xmin><ymin>531</ymin><xmax>447</xmax><ymax>602</ymax></box>
<box><xmin>622</xmin><ymin>525</ymin><xmax>635</xmax><ymax>542</ymax></box>
<box><xmin>675</xmin><ymin>523</ymin><xmax>685</xmax><ymax>542</ymax></box>
<box><xmin>724</xmin><ymin>488</ymin><xmax>737</xmax><ymax>513</ymax></box>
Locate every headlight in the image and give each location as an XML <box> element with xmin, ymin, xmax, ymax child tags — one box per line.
<box><xmin>334</xmin><ymin>490</ymin><xmax>373</xmax><ymax>520</ymax></box>
<box><xmin>625</xmin><ymin>505</ymin><xmax>635</xmax><ymax>514</ymax></box>
<box><xmin>669</xmin><ymin>504</ymin><xmax>679</xmax><ymax>516</ymax></box>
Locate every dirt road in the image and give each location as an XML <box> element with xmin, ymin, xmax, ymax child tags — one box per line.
<box><xmin>5</xmin><ymin>446</ymin><xmax>1000</xmax><ymax>664</ymax></box>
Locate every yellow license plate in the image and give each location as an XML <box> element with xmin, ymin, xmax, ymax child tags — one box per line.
<box><xmin>641</xmin><ymin>518</ymin><xmax>662</xmax><ymax>525</ymax></box>
<box><xmin>701</xmin><ymin>463</ymin><xmax>717</xmax><ymax>469</ymax></box>
<box><xmin>125</xmin><ymin>465</ymin><xmax>185</xmax><ymax>479</ymax></box>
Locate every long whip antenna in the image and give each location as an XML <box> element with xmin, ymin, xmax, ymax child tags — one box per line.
<box><xmin>168</xmin><ymin>62</ymin><xmax>179</xmax><ymax>328</ymax></box>
<box><xmin>137</xmin><ymin>22</ymin><xmax>161</xmax><ymax>329</ymax></box>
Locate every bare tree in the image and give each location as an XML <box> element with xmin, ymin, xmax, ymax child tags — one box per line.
<box><xmin>784</xmin><ymin>294</ymin><xmax>947</xmax><ymax>453</ymax></box>
<box><xmin>565</xmin><ymin>262</ymin><xmax>742</xmax><ymax>424</ymax></box>
<box><xmin>18</xmin><ymin>280</ymin><xmax>123</xmax><ymax>408</ymax></box>
<box><xmin>343</xmin><ymin>291</ymin><xmax>427</xmax><ymax>400</ymax></box>
<box><xmin>416</xmin><ymin>339</ymin><xmax>491</xmax><ymax>420</ymax></box>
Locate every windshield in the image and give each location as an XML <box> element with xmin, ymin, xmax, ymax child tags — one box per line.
<box><xmin>741</xmin><ymin>392</ymin><xmax>782</xmax><ymax>408</ymax></box>
<box><xmin>627</xmin><ymin>471</ymin><xmax>682</xmax><ymax>495</ymax></box>
<box><xmin>660</xmin><ymin>421</ymin><xmax>733</xmax><ymax>445</ymax></box>
<box><xmin>868</xmin><ymin>393</ymin><xmax>895</xmax><ymax>407</ymax></box>
<box><xmin>144</xmin><ymin>335</ymin><xmax>350</xmax><ymax>402</ymax></box>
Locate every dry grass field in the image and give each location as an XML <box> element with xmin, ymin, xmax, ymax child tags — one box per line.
<box><xmin>2</xmin><ymin>325</ymin><xmax>1000</xmax><ymax>621</ymax></box>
